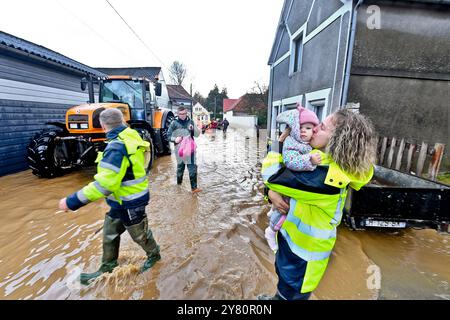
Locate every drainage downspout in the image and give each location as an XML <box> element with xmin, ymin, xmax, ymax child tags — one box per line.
<box><xmin>267</xmin><ymin>66</ymin><xmax>274</xmax><ymax>143</ymax></box>
<box><xmin>341</xmin><ymin>0</ymin><xmax>364</xmax><ymax>107</ymax></box>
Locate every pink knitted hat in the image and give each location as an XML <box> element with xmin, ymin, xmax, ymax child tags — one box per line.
<box><xmin>297</xmin><ymin>104</ymin><xmax>320</xmax><ymax>126</ymax></box>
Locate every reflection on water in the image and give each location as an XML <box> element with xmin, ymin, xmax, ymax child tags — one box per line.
<box><xmin>0</xmin><ymin>128</ymin><xmax>448</xmax><ymax>300</ymax></box>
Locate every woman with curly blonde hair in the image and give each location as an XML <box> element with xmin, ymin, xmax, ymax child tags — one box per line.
<box><xmin>259</xmin><ymin>108</ymin><xmax>376</xmax><ymax>300</ymax></box>
<box><xmin>327</xmin><ymin>109</ymin><xmax>377</xmax><ymax>178</ymax></box>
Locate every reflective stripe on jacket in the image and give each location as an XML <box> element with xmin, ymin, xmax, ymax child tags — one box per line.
<box><xmin>262</xmin><ymin>150</ymin><xmax>373</xmax><ymax>292</ymax></box>
<box><xmin>66</xmin><ymin>126</ymin><xmax>150</xmax><ymax>211</ymax></box>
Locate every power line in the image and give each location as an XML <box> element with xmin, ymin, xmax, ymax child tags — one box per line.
<box><xmin>105</xmin><ymin>0</ymin><xmax>193</xmax><ymax>93</ymax></box>
<box><xmin>104</xmin><ymin>0</ymin><xmax>170</xmax><ymax>73</ymax></box>
<box><xmin>54</xmin><ymin>0</ymin><xmax>140</xmax><ymax>65</ymax></box>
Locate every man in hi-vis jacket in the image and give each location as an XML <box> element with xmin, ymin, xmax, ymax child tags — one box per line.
<box><xmin>59</xmin><ymin>108</ymin><xmax>160</xmax><ymax>285</ymax></box>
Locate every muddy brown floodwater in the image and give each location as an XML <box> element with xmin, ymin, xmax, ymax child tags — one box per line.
<box><xmin>0</xmin><ymin>129</ymin><xmax>449</xmax><ymax>300</ymax></box>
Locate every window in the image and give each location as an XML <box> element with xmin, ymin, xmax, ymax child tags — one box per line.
<box><xmin>284</xmin><ymin>103</ymin><xmax>297</xmax><ymax>111</ymax></box>
<box><xmin>271</xmin><ymin>105</ymin><xmax>279</xmax><ymax>139</ymax></box>
<box><xmin>305</xmin><ymin>89</ymin><xmax>331</xmax><ymax>122</ymax></box>
<box><xmin>289</xmin><ymin>33</ymin><xmax>304</xmax><ymax>75</ymax></box>
<box><xmin>293</xmin><ymin>35</ymin><xmax>303</xmax><ymax>73</ymax></box>
<box><xmin>101</xmin><ymin>80</ymin><xmax>143</xmax><ymax>109</ymax></box>
<box><xmin>308</xmin><ymin>100</ymin><xmax>325</xmax><ymax>122</ymax></box>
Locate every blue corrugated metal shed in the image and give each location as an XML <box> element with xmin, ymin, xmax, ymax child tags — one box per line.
<box><xmin>0</xmin><ymin>31</ymin><xmax>105</xmax><ymax>176</ymax></box>
<box><xmin>0</xmin><ymin>31</ymin><xmax>104</xmax><ymax>76</ymax></box>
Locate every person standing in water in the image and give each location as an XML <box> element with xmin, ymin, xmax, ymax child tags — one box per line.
<box><xmin>59</xmin><ymin>108</ymin><xmax>161</xmax><ymax>285</ymax></box>
<box><xmin>259</xmin><ymin>109</ymin><xmax>376</xmax><ymax>300</ymax></box>
<box><xmin>167</xmin><ymin>106</ymin><xmax>202</xmax><ymax>193</ymax></box>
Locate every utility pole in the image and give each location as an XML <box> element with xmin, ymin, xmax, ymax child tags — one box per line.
<box><xmin>190</xmin><ymin>83</ymin><xmax>193</xmax><ymax>119</ymax></box>
<box><xmin>214</xmin><ymin>96</ymin><xmax>217</xmax><ymax>120</ymax></box>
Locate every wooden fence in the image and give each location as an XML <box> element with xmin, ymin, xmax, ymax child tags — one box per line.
<box><xmin>376</xmin><ymin>137</ymin><xmax>445</xmax><ymax>181</ymax></box>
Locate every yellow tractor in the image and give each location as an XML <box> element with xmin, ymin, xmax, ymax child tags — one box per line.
<box><xmin>27</xmin><ymin>75</ymin><xmax>174</xmax><ymax>177</ymax></box>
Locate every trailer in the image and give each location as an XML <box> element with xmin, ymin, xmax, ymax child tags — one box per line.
<box><xmin>344</xmin><ymin>166</ymin><xmax>450</xmax><ymax>233</ymax></box>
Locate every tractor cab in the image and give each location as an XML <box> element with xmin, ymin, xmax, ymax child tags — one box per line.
<box><xmin>98</xmin><ymin>76</ymin><xmax>162</xmax><ymax>125</ymax></box>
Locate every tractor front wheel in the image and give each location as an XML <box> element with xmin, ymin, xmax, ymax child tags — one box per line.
<box><xmin>27</xmin><ymin>129</ymin><xmax>66</xmax><ymax>178</ymax></box>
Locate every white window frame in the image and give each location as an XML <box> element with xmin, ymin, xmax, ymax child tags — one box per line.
<box><xmin>271</xmin><ymin>94</ymin><xmax>304</xmax><ymax>140</ymax></box>
<box><xmin>289</xmin><ymin>24</ymin><xmax>306</xmax><ymax>76</ymax></box>
<box><xmin>304</xmin><ymin>88</ymin><xmax>331</xmax><ymax>122</ymax></box>
<box><xmin>272</xmin><ymin>94</ymin><xmax>303</xmax><ymax>110</ymax></box>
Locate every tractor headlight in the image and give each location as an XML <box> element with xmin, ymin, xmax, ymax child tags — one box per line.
<box><xmin>69</xmin><ymin>123</ymin><xmax>78</xmax><ymax>129</ymax></box>
<box><xmin>80</xmin><ymin>123</ymin><xmax>89</xmax><ymax>129</ymax></box>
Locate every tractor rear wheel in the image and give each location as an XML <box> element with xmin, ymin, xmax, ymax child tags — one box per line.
<box><xmin>27</xmin><ymin>129</ymin><xmax>66</xmax><ymax>178</ymax></box>
<box><xmin>160</xmin><ymin>112</ymin><xmax>174</xmax><ymax>155</ymax></box>
<box><xmin>135</xmin><ymin>128</ymin><xmax>155</xmax><ymax>173</ymax></box>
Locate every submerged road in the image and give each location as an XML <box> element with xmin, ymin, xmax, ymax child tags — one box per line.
<box><xmin>0</xmin><ymin>128</ymin><xmax>448</xmax><ymax>299</ymax></box>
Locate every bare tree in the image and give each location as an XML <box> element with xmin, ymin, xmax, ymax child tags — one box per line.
<box><xmin>169</xmin><ymin>61</ymin><xmax>187</xmax><ymax>86</ymax></box>
<box><xmin>251</xmin><ymin>81</ymin><xmax>268</xmax><ymax>96</ymax></box>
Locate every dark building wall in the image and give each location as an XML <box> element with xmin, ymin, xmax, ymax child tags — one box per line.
<box><xmin>286</xmin><ymin>0</ymin><xmax>315</xmax><ymax>34</ymax></box>
<box><xmin>270</xmin><ymin>0</ymin><xmax>351</xmax><ymax>108</ymax></box>
<box><xmin>349</xmin><ymin>2</ymin><xmax>450</xmax><ymax>170</ymax></box>
<box><xmin>274</xmin><ymin>29</ymin><xmax>291</xmax><ymax>61</ymax></box>
<box><xmin>0</xmin><ymin>52</ymin><xmax>89</xmax><ymax>92</ymax></box>
<box><xmin>331</xmin><ymin>11</ymin><xmax>351</xmax><ymax>110</ymax></box>
<box><xmin>272</xmin><ymin>17</ymin><xmax>343</xmax><ymax>102</ymax></box>
<box><xmin>352</xmin><ymin>2</ymin><xmax>450</xmax><ymax>79</ymax></box>
<box><xmin>267</xmin><ymin>0</ymin><xmax>352</xmax><ymax>141</ymax></box>
<box><xmin>307</xmin><ymin>0</ymin><xmax>343</xmax><ymax>34</ymax></box>
<box><xmin>0</xmin><ymin>49</ymin><xmax>91</xmax><ymax>176</ymax></box>
<box><xmin>348</xmin><ymin>76</ymin><xmax>449</xmax><ymax>147</ymax></box>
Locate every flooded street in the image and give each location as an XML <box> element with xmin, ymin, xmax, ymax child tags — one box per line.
<box><xmin>0</xmin><ymin>128</ymin><xmax>449</xmax><ymax>300</ymax></box>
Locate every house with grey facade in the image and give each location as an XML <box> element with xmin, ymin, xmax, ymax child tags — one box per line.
<box><xmin>267</xmin><ymin>0</ymin><xmax>450</xmax><ymax>170</ymax></box>
<box><xmin>0</xmin><ymin>31</ymin><xmax>105</xmax><ymax>176</ymax></box>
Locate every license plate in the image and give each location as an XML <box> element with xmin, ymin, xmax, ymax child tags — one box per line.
<box><xmin>365</xmin><ymin>220</ymin><xmax>406</xmax><ymax>228</ymax></box>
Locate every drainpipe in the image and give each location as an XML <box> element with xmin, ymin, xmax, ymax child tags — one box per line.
<box><xmin>341</xmin><ymin>0</ymin><xmax>364</xmax><ymax>107</ymax></box>
<box><xmin>267</xmin><ymin>67</ymin><xmax>274</xmax><ymax>142</ymax></box>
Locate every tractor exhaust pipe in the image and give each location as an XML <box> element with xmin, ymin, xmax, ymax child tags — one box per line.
<box><xmin>81</xmin><ymin>74</ymin><xmax>96</xmax><ymax>103</ymax></box>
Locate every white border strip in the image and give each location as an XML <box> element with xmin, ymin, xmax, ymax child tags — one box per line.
<box><xmin>305</xmin><ymin>2</ymin><xmax>352</xmax><ymax>43</ymax></box>
<box><xmin>307</xmin><ymin>0</ymin><xmax>317</xmax><ymax>21</ymax></box>
<box><xmin>0</xmin><ymin>78</ymin><xmax>89</xmax><ymax>105</ymax></box>
<box><xmin>291</xmin><ymin>22</ymin><xmax>307</xmax><ymax>40</ymax></box>
<box><xmin>289</xmin><ymin>23</ymin><xmax>307</xmax><ymax>76</ymax></box>
<box><xmin>331</xmin><ymin>16</ymin><xmax>344</xmax><ymax>109</ymax></box>
<box><xmin>272</xmin><ymin>51</ymin><xmax>290</xmax><ymax>68</ymax></box>
<box><xmin>271</xmin><ymin>1</ymin><xmax>352</xmax><ymax>69</ymax></box>
<box><xmin>272</xmin><ymin>94</ymin><xmax>303</xmax><ymax>108</ymax></box>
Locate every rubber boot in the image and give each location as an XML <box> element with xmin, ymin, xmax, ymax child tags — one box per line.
<box><xmin>79</xmin><ymin>261</ymin><xmax>118</xmax><ymax>285</ymax></box>
<box><xmin>257</xmin><ymin>293</ymin><xmax>283</xmax><ymax>300</ymax></box>
<box><xmin>141</xmin><ymin>245</ymin><xmax>161</xmax><ymax>272</ymax></box>
<box><xmin>126</xmin><ymin>217</ymin><xmax>160</xmax><ymax>273</ymax></box>
<box><xmin>80</xmin><ymin>216</ymin><xmax>125</xmax><ymax>285</ymax></box>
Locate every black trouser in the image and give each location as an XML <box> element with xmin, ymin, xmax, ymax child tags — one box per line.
<box><xmin>177</xmin><ymin>161</ymin><xmax>198</xmax><ymax>190</ymax></box>
<box><xmin>275</xmin><ymin>232</ymin><xmax>312</xmax><ymax>300</ymax></box>
<box><xmin>103</xmin><ymin>206</ymin><xmax>159</xmax><ymax>264</ymax></box>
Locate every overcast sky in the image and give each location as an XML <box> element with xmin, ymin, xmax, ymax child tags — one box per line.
<box><xmin>0</xmin><ymin>0</ymin><xmax>283</xmax><ymax>98</ymax></box>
